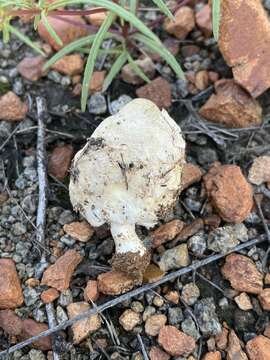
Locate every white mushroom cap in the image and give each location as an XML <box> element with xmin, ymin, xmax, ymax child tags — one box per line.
<box><xmin>69</xmin><ymin>98</ymin><xmax>185</xmax><ymax>280</ymax></box>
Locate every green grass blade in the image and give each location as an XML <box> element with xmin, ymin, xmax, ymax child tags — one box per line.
<box><xmin>127</xmin><ymin>52</ymin><xmax>151</xmax><ymax>83</ymax></box>
<box><xmin>151</xmin><ymin>0</ymin><xmax>174</xmax><ymax>20</ymax></box>
<box><xmin>81</xmin><ymin>11</ymin><xmax>115</xmax><ymax>111</ymax></box>
<box><xmin>130</xmin><ymin>0</ymin><xmax>137</xmax><ymax>14</ymax></box>
<box><xmin>102</xmin><ymin>51</ymin><xmax>128</xmax><ymax>91</ymax></box>
<box><xmin>212</xmin><ymin>0</ymin><xmax>220</xmax><ymax>41</ymax></box>
<box><xmin>48</xmin><ymin>0</ymin><xmax>162</xmax><ymax>44</ymax></box>
<box><xmin>8</xmin><ymin>24</ymin><xmax>45</xmax><ymax>56</ymax></box>
<box><xmin>44</xmin><ymin>34</ymin><xmax>96</xmax><ymax>70</ymax></box>
<box><xmin>41</xmin><ymin>11</ymin><xmax>63</xmax><ymax>47</ymax></box>
<box><xmin>131</xmin><ymin>33</ymin><xmax>185</xmax><ymax>79</ymax></box>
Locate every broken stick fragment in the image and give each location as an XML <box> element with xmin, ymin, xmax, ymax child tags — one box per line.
<box><xmin>69</xmin><ymin>98</ymin><xmax>186</xmax><ymax>283</ymax></box>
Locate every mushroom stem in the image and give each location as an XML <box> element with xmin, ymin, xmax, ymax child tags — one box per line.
<box><xmin>110</xmin><ymin>223</ymin><xmax>146</xmax><ymax>256</ymax></box>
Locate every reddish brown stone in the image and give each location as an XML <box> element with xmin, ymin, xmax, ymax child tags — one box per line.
<box><xmin>195</xmin><ymin>4</ymin><xmax>212</xmax><ymax>37</ymax></box>
<box><xmin>199</xmin><ymin>80</ymin><xmax>262</xmax><ymax>128</ymax></box>
<box><xmin>41</xmin><ymin>250</ymin><xmax>82</xmax><ymax>291</ymax></box>
<box><xmin>17</xmin><ymin>56</ymin><xmax>47</xmax><ymax>81</ymax></box>
<box><xmin>165</xmin><ymin>290</ymin><xmax>179</xmax><ymax>304</ymax></box>
<box><xmin>52</xmin><ymin>54</ymin><xmax>84</xmax><ymax>76</ymax></box>
<box><xmin>158</xmin><ymin>325</ymin><xmax>196</xmax><ymax>357</ymax></box>
<box><xmin>202</xmin><ymin>352</ymin><xmax>221</xmax><ymax>360</ymax></box>
<box><xmin>203</xmin><ymin>164</ymin><xmax>253</xmax><ymax>223</ymax></box>
<box><xmin>264</xmin><ymin>324</ymin><xmax>270</xmax><ymax>338</ymax></box>
<box><xmin>215</xmin><ymin>326</ymin><xmax>228</xmax><ymax>350</ymax></box>
<box><xmin>181</xmin><ymin>45</ymin><xmax>200</xmax><ymax>58</ymax></box>
<box><xmin>227</xmin><ymin>330</ymin><xmax>248</xmax><ymax>360</ymax></box>
<box><xmin>0</xmin><ymin>92</ymin><xmax>28</xmax><ymax>122</ymax></box>
<box><xmin>97</xmin><ymin>271</ymin><xmax>134</xmax><ymax>295</ymax></box>
<box><xmin>63</xmin><ymin>221</ymin><xmax>94</xmax><ymax>242</ymax></box>
<box><xmin>121</xmin><ymin>57</ymin><xmax>155</xmax><ymax>85</ymax></box>
<box><xmin>149</xmin><ymin>346</ymin><xmax>170</xmax><ymax>360</ymax></box>
<box><xmin>258</xmin><ymin>288</ymin><xmax>270</xmax><ymax>311</ymax></box>
<box><xmin>136</xmin><ymin>77</ymin><xmax>172</xmax><ymax>109</ymax></box>
<box><xmin>20</xmin><ymin>319</ymin><xmax>52</xmax><ymax>350</ymax></box>
<box><xmin>164</xmin><ymin>6</ymin><xmax>195</xmax><ymax>39</ymax></box>
<box><xmin>84</xmin><ymin>280</ymin><xmax>99</xmax><ymax>302</ymax></box>
<box><xmin>67</xmin><ymin>302</ymin><xmax>101</xmax><ymax>344</ymax></box>
<box><xmin>0</xmin><ymin>259</ymin><xmax>24</xmax><ymax>309</ymax></box>
<box><xmin>0</xmin><ymin>310</ymin><xmax>23</xmax><ymax>336</ymax></box>
<box><xmin>221</xmin><ymin>253</ymin><xmax>263</xmax><ymax>294</ymax></box>
<box><xmin>41</xmin><ymin>288</ymin><xmax>60</xmax><ymax>304</ymax></box>
<box><xmin>203</xmin><ymin>215</ymin><xmax>221</xmax><ymax>229</ymax></box>
<box><xmin>246</xmin><ymin>335</ymin><xmax>270</xmax><ymax>360</ymax></box>
<box><xmin>195</xmin><ymin>70</ymin><xmax>209</xmax><ymax>91</ymax></box>
<box><xmin>219</xmin><ymin>0</ymin><xmax>270</xmax><ymax>97</ymax></box>
<box><xmin>175</xmin><ymin>218</ymin><xmax>204</xmax><ymax>242</ymax></box>
<box><xmin>38</xmin><ymin>15</ymin><xmax>87</xmax><ymax>50</ymax></box>
<box><xmin>119</xmin><ymin>309</ymin><xmax>141</xmax><ymax>331</ymax></box>
<box><xmin>48</xmin><ymin>144</ymin><xmax>73</xmax><ymax>180</ymax></box>
<box><xmin>248</xmin><ymin>156</ymin><xmax>270</xmax><ymax>186</ymax></box>
<box><xmin>208</xmin><ymin>71</ymin><xmax>219</xmax><ymax>83</ymax></box>
<box><xmin>181</xmin><ymin>163</ymin><xmax>203</xmax><ymax>191</ymax></box>
<box><xmin>25</xmin><ymin>278</ymin><xmax>40</xmax><ymax>287</ymax></box>
<box><xmin>86</xmin><ymin>11</ymin><xmax>107</xmax><ymax>26</ymax></box>
<box><xmin>89</xmin><ymin>71</ymin><xmax>106</xmax><ymax>94</ymax></box>
<box><xmin>151</xmin><ymin>220</ymin><xmax>185</xmax><ymax>248</ymax></box>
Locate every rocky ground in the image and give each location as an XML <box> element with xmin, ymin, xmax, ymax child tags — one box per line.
<box><xmin>1</xmin><ymin>0</ymin><xmax>270</xmax><ymax>359</ymax></box>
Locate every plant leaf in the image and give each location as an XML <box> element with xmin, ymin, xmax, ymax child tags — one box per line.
<box><xmin>127</xmin><ymin>52</ymin><xmax>151</xmax><ymax>83</ymax></box>
<box><xmin>102</xmin><ymin>50</ymin><xmax>128</xmax><ymax>91</ymax></box>
<box><xmin>7</xmin><ymin>24</ymin><xmax>45</xmax><ymax>56</ymax></box>
<box><xmin>81</xmin><ymin>11</ymin><xmax>115</xmax><ymax>112</ymax></box>
<box><xmin>131</xmin><ymin>33</ymin><xmax>185</xmax><ymax>79</ymax></box>
<box><xmin>41</xmin><ymin>11</ymin><xmax>63</xmax><ymax>47</ymax></box>
<box><xmin>129</xmin><ymin>0</ymin><xmax>137</xmax><ymax>14</ymax></box>
<box><xmin>151</xmin><ymin>0</ymin><xmax>174</xmax><ymax>20</ymax></box>
<box><xmin>212</xmin><ymin>0</ymin><xmax>220</xmax><ymax>41</ymax></box>
<box><xmin>48</xmin><ymin>0</ymin><xmax>162</xmax><ymax>44</ymax></box>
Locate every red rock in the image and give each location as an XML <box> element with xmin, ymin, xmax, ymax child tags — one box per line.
<box><xmin>181</xmin><ymin>163</ymin><xmax>203</xmax><ymax>191</ymax></box>
<box><xmin>158</xmin><ymin>325</ymin><xmax>196</xmax><ymax>357</ymax></box>
<box><xmin>63</xmin><ymin>221</ymin><xmax>94</xmax><ymax>242</ymax></box>
<box><xmin>246</xmin><ymin>335</ymin><xmax>270</xmax><ymax>360</ymax></box>
<box><xmin>0</xmin><ymin>259</ymin><xmax>24</xmax><ymax>309</ymax></box>
<box><xmin>20</xmin><ymin>319</ymin><xmax>52</xmax><ymax>350</ymax></box>
<box><xmin>258</xmin><ymin>288</ymin><xmax>270</xmax><ymax>311</ymax></box>
<box><xmin>84</xmin><ymin>280</ymin><xmax>99</xmax><ymax>302</ymax></box>
<box><xmin>48</xmin><ymin>144</ymin><xmax>73</xmax><ymax>180</ymax></box>
<box><xmin>41</xmin><ymin>249</ymin><xmax>82</xmax><ymax>291</ymax></box>
<box><xmin>17</xmin><ymin>56</ymin><xmax>47</xmax><ymax>81</ymax></box>
<box><xmin>151</xmin><ymin>220</ymin><xmax>185</xmax><ymax>248</ymax></box>
<box><xmin>41</xmin><ymin>288</ymin><xmax>60</xmax><ymax>304</ymax></box>
<box><xmin>195</xmin><ymin>4</ymin><xmax>212</xmax><ymax>37</ymax></box>
<box><xmin>0</xmin><ymin>92</ymin><xmax>28</xmax><ymax>122</ymax></box>
<box><xmin>136</xmin><ymin>77</ymin><xmax>172</xmax><ymax>109</ymax></box>
<box><xmin>202</xmin><ymin>352</ymin><xmax>221</xmax><ymax>360</ymax></box>
<box><xmin>219</xmin><ymin>0</ymin><xmax>270</xmax><ymax>97</ymax></box>
<box><xmin>181</xmin><ymin>45</ymin><xmax>200</xmax><ymax>58</ymax></box>
<box><xmin>203</xmin><ymin>164</ymin><xmax>253</xmax><ymax>223</ymax></box>
<box><xmin>248</xmin><ymin>156</ymin><xmax>270</xmax><ymax>185</ymax></box>
<box><xmin>149</xmin><ymin>346</ymin><xmax>170</xmax><ymax>360</ymax></box>
<box><xmin>89</xmin><ymin>71</ymin><xmax>106</xmax><ymax>94</ymax></box>
<box><xmin>149</xmin><ymin>37</ymin><xmax>180</xmax><ymax>62</ymax></box>
<box><xmin>67</xmin><ymin>302</ymin><xmax>101</xmax><ymax>344</ymax></box>
<box><xmin>264</xmin><ymin>324</ymin><xmax>270</xmax><ymax>338</ymax></box>
<box><xmin>25</xmin><ymin>278</ymin><xmax>40</xmax><ymax>287</ymax></box>
<box><xmin>52</xmin><ymin>54</ymin><xmax>84</xmax><ymax>76</ymax></box>
<box><xmin>175</xmin><ymin>218</ymin><xmax>204</xmax><ymax>242</ymax></box>
<box><xmin>164</xmin><ymin>6</ymin><xmax>195</xmax><ymax>39</ymax></box>
<box><xmin>143</xmin><ymin>264</ymin><xmax>165</xmax><ymax>283</ymax></box>
<box><xmin>221</xmin><ymin>253</ymin><xmax>263</xmax><ymax>294</ymax></box>
<box><xmin>121</xmin><ymin>57</ymin><xmax>155</xmax><ymax>85</ymax></box>
<box><xmin>208</xmin><ymin>71</ymin><xmax>219</xmax><ymax>83</ymax></box>
<box><xmin>119</xmin><ymin>309</ymin><xmax>141</xmax><ymax>331</ymax></box>
<box><xmin>38</xmin><ymin>15</ymin><xmax>87</xmax><ymax>50</ymax></box>
<box><xmin>203</xmin><ymin>214</ymin><xmax>221</xmax><ymax>229</ymax></box>
<box><xmin>145</xmin><ymin>314</ymin><xmax>167</xmax><ymax>336</ymax></box>
<box><xmin>0</xmin><ymin>310</ymin><xmax>23</xmax><ymax>336</ymax></box>
<box><xmin>215</xmin><ymin>326</ymin><xmax>228</xmax><ymax>350</ymax></box>
<box><xmin>195</xmin><ymin>70</ymin><xmax>209</xmax><ymax>91</ymax></box>
<box><xmin>165</xmin><ymin>290</ymin><xmax>179</xmax><ymax>304</ymax></box>
<box><xmin>199</xmin><ymin>79</ymin><xmax>262</xmax><ymax>128</ymax></box>
<box><xmin>97</xmin><ymin>271</ymin><xmax>134</xmax><ymax>295</ymax></box>
<box><xmin>227</xmin><ymin>330</ymin><xmax>248</xmax><ymax>360</ymax></box>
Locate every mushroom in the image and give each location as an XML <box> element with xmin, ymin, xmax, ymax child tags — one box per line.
<box><xmin>69</xmin><ymin>99</ymin><xmax>185</xmax><ymax>283</ymax></box>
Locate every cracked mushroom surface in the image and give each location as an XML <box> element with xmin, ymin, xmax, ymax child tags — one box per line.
<box><xmin>69</xmin><ymin>98</ymin><xmax>186</xmax><ymax>283</ymax></box>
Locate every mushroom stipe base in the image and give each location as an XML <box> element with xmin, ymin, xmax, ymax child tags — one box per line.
<box><xmin>112</xmin><ymin>250</ymin><xmax>151</xmax><ymax>285</ymax></box>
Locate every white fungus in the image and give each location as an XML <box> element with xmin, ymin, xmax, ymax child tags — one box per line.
<box><xmin>69</xmin><ymin>98</ymin><xmax>185</xmax><ymax>282</ymax></box>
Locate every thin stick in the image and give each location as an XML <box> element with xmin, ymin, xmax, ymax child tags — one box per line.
<box><xmin>137</xmin><ymin>334</ymin><xmax>149</xmax><ymax>360</ymax></box>
<box><xmin>0</xmin><ymin>235</ymin><xmax>266</xmax><ymax>358</ymax></box>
